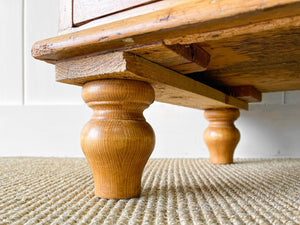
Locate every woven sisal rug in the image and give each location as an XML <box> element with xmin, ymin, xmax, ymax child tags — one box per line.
<box><xmin>0</xmin><ymin>158</ymin><xmax>299</xmax><ymax>225</ymax></box>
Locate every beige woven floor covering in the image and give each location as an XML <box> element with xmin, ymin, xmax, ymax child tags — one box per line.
<box><xmin>0</xmin><ymin>158</ymin><xmax>299</xmax><ymax>225</ymax></box>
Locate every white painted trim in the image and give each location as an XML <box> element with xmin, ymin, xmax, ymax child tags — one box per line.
<box><xmin>0</xmin><ymin>102</ymin><xmax>299</xmax><ymax>158</ymax></box>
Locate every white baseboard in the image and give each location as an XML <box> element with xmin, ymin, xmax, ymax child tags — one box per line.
<box><xmin>0</xmin><ymin>102</ymin><xmax>299</xmax><ymax>158</ymax></box>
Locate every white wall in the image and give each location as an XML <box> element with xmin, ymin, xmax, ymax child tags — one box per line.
<box><xmin>0</xmin><ymin>0</ymin><xmax>299</xmax><ymax>158</ymax></box>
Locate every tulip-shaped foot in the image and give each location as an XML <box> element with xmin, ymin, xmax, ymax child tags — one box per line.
<box><xmin>203</xmin><ymin>108</ymin><xmax>240</xmax><ymax>164</ymax></box>
<box><xmin>81</xmin><ymin>79</ymin><xmax>155</xmax><ymax>199</ymax></box>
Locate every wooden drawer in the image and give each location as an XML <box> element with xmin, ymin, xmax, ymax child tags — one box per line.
<box><xmin>73</xmin><ymin>0</ymin><xmax>160</xmax><ymax>26</ymax></box>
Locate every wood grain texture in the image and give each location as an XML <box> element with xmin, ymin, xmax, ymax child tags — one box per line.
<box><xmin>55</xmin><ymin>52</ymin><xmax>248</xmax><ymax>110</ymax></box>
<box><xmin>81</xmin><ymin>79</ymin><xmax>155</xmax><ymax>199</ymax></box>
<box><xmin>203</xmin><ymin>108</ymin><xmax>240</xmax><ymax>164</ymax></box>
<box><xmin>229</xmin><ymin>86</ymin><xmax>262</xmax><ymax>103</ymax></box>
<box><xmin>183</xmin><ymin>16</ymin><xmax>300</xmax><ymax>92</ymax></box>
<box><xmin>73</xmin><ymin>0</ymin><xmax>160</xmax><ymax>26</ymax></box>
<box><xmin>32</xmin><ymin>0</ymin><xmax>300</xmax><ymax>62</ymax></box>
<box><xmin>130</xmin><ymin>43</ymin><xmax>210</xmax><ymax>74</ymax></box>
<box><xmin>164</xmin><ymin>14</ymin><xmax>300</xmax><ymax>45</ymax></box>
<box><xmin>58</xmin><ymin>0</ymin><xmax>188</xmax><ymax>35</ymax></box>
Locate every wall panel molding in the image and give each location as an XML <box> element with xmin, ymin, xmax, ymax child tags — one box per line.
<box><xmin>24</xmin><ymin>0</ymin><xmax>82</xmax><ymax>105</ymax></box>
<box><xmin>0</xmin><ymin>0</ymin><xmax>23</xmax><ymax>105</ymax></box>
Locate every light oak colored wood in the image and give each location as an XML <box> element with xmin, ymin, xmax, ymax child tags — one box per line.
<box><xmin>58</xmin><ymin>0</ymin><xmax>187</xmax><ymax>35</ymax></box>
<box><xmin>204</xmin><ymin>109</ymin><xmax>240</xmax><ymax>164</ymax></box>
<box><xmin>73</xmin><ymin>0</ymin><xmax>160</xmax><ymax>26</ymax></box>
<box><xmin>229</xmin><ymin>86</ymin><xmax>262</xmax><ymax>103</ymax></box>
<box><xmin>164</xmin><ymin>14</ymin><xmax>300</xmax><ymax>45</ymax></box>
<box><xmin>81</xmin><ymin>79</ymin><xmax>155</xmax><ymax>199</ymax></box>
<box><xmin>32</xmin><ymin>0</ymin><xmax>300</xmax><ymax>93</ymax></box>
<box><xmin>55</xmin><ymin>52</ymin><xmax>248</xmax><ymax>110</ymax></box>
<box><xmin>130</xmin><ymin>43</ymin><xmax>210</xmax><ymax>74</ymax></box>
<box><xmin>32</xmin><ymin>0</ymin><xmax>300</xmax><ymax>62</ymax></box>
<box><xmin>178</xmin><ymin>16</ymin><xmax>300</xmax><ymax>92</ymax></box>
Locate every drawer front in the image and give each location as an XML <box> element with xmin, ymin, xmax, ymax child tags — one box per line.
<box><xmin>73</xmin><ymin>0</ymin><xmax>159</xmax><ymax>26</ymax></box>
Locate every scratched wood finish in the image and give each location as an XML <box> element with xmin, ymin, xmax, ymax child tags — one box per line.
<box><xmin>56</xmin><ymin>52</ymin><xmax>248</xmax><ymax>110</ymax></box>
<box><xmin>182</xmin><ymin>17</ymin><xmax>300</xmax><ymax>92</ymax></box>
<box><xmin>73</xmin><ymin>0</ymin><xmax>160</xmax><ymax>26</ymax></box>
<box><xmin>81</xmin><ymin>79</ymin><xmax>155</xmax><ymax>199</ymax></box>
<box><xmin>32</xmin><ymin>0</ymin><xmax>300</xmax><ymax>93</ymax></box>
<box><xmin>204</xmin><ymin>109</ymin><xmax>240</xmax><ymax>164</ymax></box>
<box><xmin>32</xmin><ymin>0</ymin><xmax>300</xmax><ymax>62</ymax></box>
<box><xmin>130</xmin><ymin>43</ymin><xmax>210</xmax><ymax>74</ymax></box>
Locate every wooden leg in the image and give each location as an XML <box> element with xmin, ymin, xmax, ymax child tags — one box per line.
<box><xmin>203</xmin><ymin>108</ymin><xmax>240</xmax><ymax>164</ymax></box>
<box><xmin>80</xmin><ymin>79</ymin><xmax>155</xmax><ymax>199</ymax></box>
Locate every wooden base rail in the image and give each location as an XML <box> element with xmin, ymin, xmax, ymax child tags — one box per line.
<box><xmin>81</xmin><ymin>79</ymin><xmax>155</xmax><ymax>199</ymax></box>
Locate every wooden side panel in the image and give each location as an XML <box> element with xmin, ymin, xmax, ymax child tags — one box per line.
<box><xmin>59</xmin><ymin>0</ymin><xmax>73</xmax><ymax>33</ymax></box>
<box><xmin>73</xmin><ymin>0</ymin><xmax>159</xmax><ymax>26</ymax></box>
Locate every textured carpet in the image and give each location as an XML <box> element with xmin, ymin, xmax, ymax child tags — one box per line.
<box><xmin>0</xmin><ymin>158</ymin><xmax>299</xmax><ymax>225</ymax></box>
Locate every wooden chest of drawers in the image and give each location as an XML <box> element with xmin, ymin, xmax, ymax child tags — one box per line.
<box><xmin>32</xmin><ymin>0</ymin><xmax>300</xmax><ymax>199</ymax></box>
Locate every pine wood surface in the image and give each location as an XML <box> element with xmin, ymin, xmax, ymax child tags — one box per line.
<box><xmin>32</xmin><ymin>0</ymin><xmax>300</xmax><ymax>94</ymax></box>
<box><xmin>56</xmin><ymin>52</ymin><xmax>248</xmax><ymax>110</ymax></box>
<box><xmin>183</xmin><ymin>17</ymin><xmax>300</xmax><ymax>92</ymax></box>
<box><xmin>32</xmin><ymin>0</ymin><xmax>300</xmax><ymax>61</ymax></box>
<box><xmin>129</xmin><ymin>43</ymin><xmax>210</xmax><ymax>74</ymax></box>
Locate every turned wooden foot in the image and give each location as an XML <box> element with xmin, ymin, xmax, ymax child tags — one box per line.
<box><xmin>81</xmin><ymin>79</ymin><xmax>155</xmax><ymax>199</ymax></box>
<box><xmin>203</xmin><ymin>108</ymin><xmax>240</xmax><ymax>164</ymax></box>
